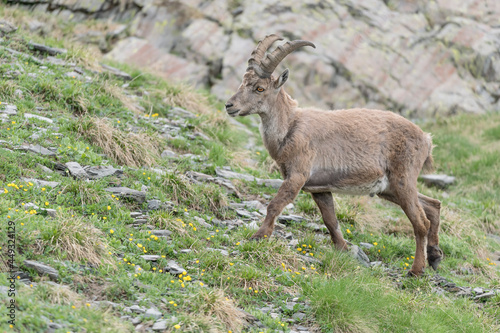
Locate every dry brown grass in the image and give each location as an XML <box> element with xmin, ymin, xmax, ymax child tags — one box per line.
<box><xmin>27</xmin><ymin>281</ymin><xmax>81</xmax><ymax>305</ymax></box>
<box><xmin>30</xmin><ymin>212</ymin><xmax>114</xmax><ymax>266</ymax></box>
<box><xmin>102</xmin><ymin>81</ymin><xmax>143</xmax><ymax>114</ymax></box>
<box><xmin>159</xmin><ymin>83</ymin><xmax>212</xmax><ymax>116</ymax></box>
<box><xmin>76</xmin><ymin>116</ymin><xmax>162</xmax><ymax>167</ymax></box>
<box><xmin>191</xmin><ymin>288</ymin><xmax>246</xmax><ymax>332</ymax></box>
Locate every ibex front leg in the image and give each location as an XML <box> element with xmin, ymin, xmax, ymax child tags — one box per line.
<box><xmin>251</xmin><ymin>173</ymin><xmax>307</xmax><ymax>239</ymax></box>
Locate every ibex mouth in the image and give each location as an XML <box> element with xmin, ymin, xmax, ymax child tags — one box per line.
<box><xmin>227</xmin><ymin>109</ymin><xmax>240</xmax><ymax>116</ymax></box>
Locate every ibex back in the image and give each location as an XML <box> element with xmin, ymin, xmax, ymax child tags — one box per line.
<box><xmin>225</xmin><ymin>34</ymin><xmax>443</xmax><ymax>276</ymax></box>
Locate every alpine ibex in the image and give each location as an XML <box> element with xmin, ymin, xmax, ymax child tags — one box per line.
<box><xmin>225</xmin><ymin>34</ymin><xmax>443</xmax><ymax>276</ymax></box>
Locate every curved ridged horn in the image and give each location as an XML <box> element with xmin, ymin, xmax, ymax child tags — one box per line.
<box><xmin>259</xmin><ymin>40</ymin><xmax>316</xmax><ymax>77</ymax></box>
<box><xmin>248</xmin><ymin>34</ymin><xmax>284</xmax><ymax>69</ymax></box>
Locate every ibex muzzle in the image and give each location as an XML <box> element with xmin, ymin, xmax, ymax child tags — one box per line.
<box><xmin>226</xmin><ymin>34</ymin><xmax>443</xmax><ymax>277</ymax></box>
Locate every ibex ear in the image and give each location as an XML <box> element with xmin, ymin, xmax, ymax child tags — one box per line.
<box><xmin>274</xmin><ymin>68</ymin><xmax>289</xmax><ymax>89</ymax></box>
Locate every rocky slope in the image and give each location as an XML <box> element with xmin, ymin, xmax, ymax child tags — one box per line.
<box><xmin>10</xmin><ymin>0</ymin><xmax>500</xmax><ymax>117</ymax></box>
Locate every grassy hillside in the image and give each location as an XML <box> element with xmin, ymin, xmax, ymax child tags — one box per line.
<box><xmin>0</xmin><ymin>7</ymin><xmax>499</xmax><ymax>333</ymax></box>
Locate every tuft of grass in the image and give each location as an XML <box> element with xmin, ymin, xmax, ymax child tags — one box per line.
<box><xmin>191</xmin><ymin>288</ymin><xmax>246</xmax><ymax>332</ymax></box>
<box><xmin>75</xmin><ymin>116</ymin><xmax>162</xmax><ymax>167</ymax></box>
<box><xmin>29</xmin><ymin>212</ymin><xmax>114</xmax><ymax>266</ymax></box>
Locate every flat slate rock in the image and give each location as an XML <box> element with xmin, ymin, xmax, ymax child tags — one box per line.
<box><xmin>0</xmin><ymin>20</ymin><xmax>17</xmax><ymax>35</ymax></box>
<box><xmin>257</xmin><ymin>178</ymin><xmax>283</xmax><ymax>189</ymax></box>
<box><xmin>100</xmin><ymin>63</ymin><xmax>132</xmax><ymax>80</ymax></box>
<box><xmin>140</xmin><ymin>255</ymin><xmax>160</xmax><ymax>261</ymax></box>
<box><xmin>84</xmin><ymin>165</ymin><xmax>123</xmax><ymax>179</ymax></box>
<box><xmin>22</xmin><ymin>144</ymin><xmax>56</xmax><ymax>156</ymax></box>
<box><xmin>152</xmin><ymin>319</ymin><xmax>167</xmax><ymax>331</ymax></box>
<box><xmin>65</xmin><ymin>162</ymin><xmax>88</xmax><ymax>179</ymax></box>
<box><xmin>164</xmin><ymin>260</ymin><xmax>185</xmax><ymax>275</ymax></box>
<box><xmin>215</xmin><ymin>167</ymin><xmax>283</xmax><ymax>189</ymax></box>
<box><xmin>350</xmin><ymin>245</ymin><xmax>370</xmax><ymax>267</ymax></box>
<box><xmin>215</xmin><ymin>167</ymin><xmax>255</xmax><ymax>182</ymax></box>
<box><xmin>0</xmin><ymin>103</ymin><xmax>17</xmax><ymax>115</ymax></box>
<box><xmin>21</xmin><ymin>177</ymin><xmax>59</xmax><ymax>188</ymax></box>
<box><xmin>24</xmin><ymin>260</ymin><xmax>59</xmax><ymax>280</ymax></box>
<box><xmin>186</xmin><ymin>171</ymin><xmax>240</xmax><ymax>197</ymax></box>
<box><xmin>420</xmin><ymin>174</ymin><xmax>455</xmax><ymax>188</ymax></box>
<box><xmin>278</xmin><ymin>215</ymin><xmax>306</xmax><ymax>224</ymax></box>
<box><xmin>24</xmin><ymin>113</ymin><xmax>53</xmax><ymax>123</ymax></box>
<box><xmin>104</xmin><ymin>187</ymin><xmax>146</xmax><ymax>203</ymax></box>
<box><xmin>29</xmin><ymin>41</ymin><xmax>67</xmax><ymax>56</ymax></box>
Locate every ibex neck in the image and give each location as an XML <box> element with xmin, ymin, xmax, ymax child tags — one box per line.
<box><xmin>259</xmin><ymin>89</ymin><xmax>298</xmax><ymax>160</ymax></box>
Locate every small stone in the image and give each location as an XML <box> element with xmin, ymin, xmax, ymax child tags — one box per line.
<box><xmin>23</xmin><ymin>260</ymin><xmax>59</xmax><ymax>280</ymax></box>
<box><xmin>164</xmin><ymin>260</ymin><xmax>185</xmax><ymax>275</ymax></box>
<box><xmin>104</xmin><ymin>187</ymin><xmax>146</xmax><ymax>204</ymax></box>
<box><xmin>44</xmin><ymin>209</ymin><xmax>57</xmax><ymax>218</ymax></box>
<box><xmin>147</xmin><ymin>199</ymin><xmax>162</xmax><ymax>211</ymax></box>
<box><xmin>161</xmin><ymin>149</ymin><xmax>177</xmax><ymax>158</ymax></box>
<box><xmin>292</xmin><ymin>312</ymin><xmax>306</xmax><ymax>321</ymax></box>
<box><xmin>140</xmin><ymin>255</ymin><xmax>160</xmax><ymax>261</ymax></box>
<box><xmin>278</xmin><ymin>215</ymin><xmax>306</xmax><ymax>224</ymax></box>
<box><xmin>0</xmin><ymin>20</ymin><xmax>17</xmax><ymax>36</ymax></box>
<box><xmin>0</xmin><ymin>103</ymin><xmax>17</xmax><ymax>116</ymax></box>
<box><xmin>180</xmin><ymin>249</ymin><xmax>192</xmax><ymax>254</ymax></box>
<box><xmin>473</xmin><ymin>287</ymin><xmax>483</xmax><ymax>294</ymax></box>
<box><xmin>65</xmin><ymin>162</ymin><xmax>88</xmax><ymax>179</ymax></box>
<box><xmin>259</xmin><ymin>306</ymin><xmax>272</xmax><ymax>314</ymax></box>
<box><xmin>100</xmin><ymin>63</ymin><xmax>132</xmax><ymax>80</ymax></box>
<box><xmin>236</xmin><ymin>209</ymin><xmax>252</xmax><ymax>218</ymax></box>
<box><xmin>349</xmin><ymin>245</ymin><xmax>370</xmax><ymax>267</ymax></box>
<box><xmin>130</xmin><ymin>212</ymin><xmax>142</xmax><ymax>218</ymax></box>
<box><xmin>84</xmin><ymin>165</ymin><xmax>123</xmax><ymax>179</ymax></box>
<box><xmin>128</xmin><ymin>305</ymin><xmax>145</xmax><ymax>313</ymax></box>
<box><xmin>247</xmin><ymin>221</ymin><xmax>259</xmax><ymax>230</ymax></box>
<box><xmin>131</xmin><ymin>317</ymin><xmax>142</xmax><ymax>325</ymax></box>
<box><xmin>23</xmin><ymin>144</ymin><xmax>56</xmax><ymax>156</ymax></box>
<box><xmin>152</xmin><ymin>319</ymin><xmax>167</xmax><ymax>331</ymax></box>
<box><xmin>285</xmin><ymin>302</ymin><xmax>297</xmax><ymax>311</ymax></box>
<box><xmin>21</xmin><ymin>178</ymin><xmax>59</xmax><ymax>188</ymax></box>
<box><xmin>145</xmin><ymin>307</ymin><xmax>162</xmax><ymax>319</ymax></box>
<box><xmin>29</xmin><ymin>41</ymin><xmax>67</xmax><ymax>56</ymax></box>
<box><xmin>257</xmin><ymin>178</ymin><xmax>283</xmax><ymax>189</ymax></box>
<box><xmin>360</xmin><ymin>242</ymin><xmax>374</xmax><ymax>249</ymax></box>
<box><xmin>151</xmin><ymin>230</ymin><xmax>172</xmax><ymax>237</ymax></box>
<box><xmin>420</xmin><ymin>174</ymin><xmax>455</xmax><ymax>189</ymax></box>
<box><xmin>65</xmin><ymin>71</ymin><xmax>81</xmax><ymax>79</ymax></box>
<box><xmin>474</xmin><ymin>292</ymin><xmax>495</xmax><ymax>300</ymax></box>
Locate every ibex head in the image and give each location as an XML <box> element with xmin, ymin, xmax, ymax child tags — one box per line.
<box><xmin>225</xmin><ymin>34</ymin><xmax>315</xmax><ymax>117</ymax></box>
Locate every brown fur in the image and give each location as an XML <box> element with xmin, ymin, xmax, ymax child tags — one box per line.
<box><xmin>225</xmin><ymin>39</ymin><xmax>443</xmax><ymax>276</ymax></box>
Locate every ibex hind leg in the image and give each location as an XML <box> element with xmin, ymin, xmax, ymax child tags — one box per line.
<box><xmin>418</xmin><ymin>193</ymin><xmax>443</xmax><ymax>270</ymax></box>
<box><xmin>378</xmin><ymin>190</ymin><xmax>430</xmax><ymax>277</ymax></box>
<box><xmin>311</xmin><ymin>192</ymin><xmax>348</xmax><ymax>251</ymax></box>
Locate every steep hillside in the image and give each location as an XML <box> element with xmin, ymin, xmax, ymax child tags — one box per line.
<box><xmin>0</xmin><ymin>8</ymin><xmax>499</xmax><ymax>333</ymax></box>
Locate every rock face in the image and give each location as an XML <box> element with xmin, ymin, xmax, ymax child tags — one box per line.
<box><xmin>15</xmin><ymin>0</ymin><xmax>500</xmax><ymax>117</ymax></box>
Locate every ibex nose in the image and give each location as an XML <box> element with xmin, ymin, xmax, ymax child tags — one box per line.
<box><xmin>225</xmin><ymin>102</ymin><xmax>234</xmax><ymax>110</ymax></box>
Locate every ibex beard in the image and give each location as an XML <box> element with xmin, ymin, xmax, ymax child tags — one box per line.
<box><xmin>225</xmin><ymin>34</ymin><xmax>443</xmax><ymax>277</ymax></box>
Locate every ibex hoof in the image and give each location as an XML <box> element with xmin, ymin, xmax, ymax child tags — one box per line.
<box><xmin>427</xmin><ymin>245</ymin><xmax>444</xmax><ymax>270</ymax></box>
<box><xmin>250</xmin><ymin>232</ymin><xmax>270</xmax><ymax>241</ymax></box>
<box><xmin>406</xmin><ymin>269</ymin><xmax>424</xmax><ymax>278</ymax></box>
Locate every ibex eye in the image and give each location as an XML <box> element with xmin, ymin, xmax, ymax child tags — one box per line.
<box><xmin>256</xmin><ymin>87</ymin><xmax>265</xmax><ymax>92</ymax></box>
